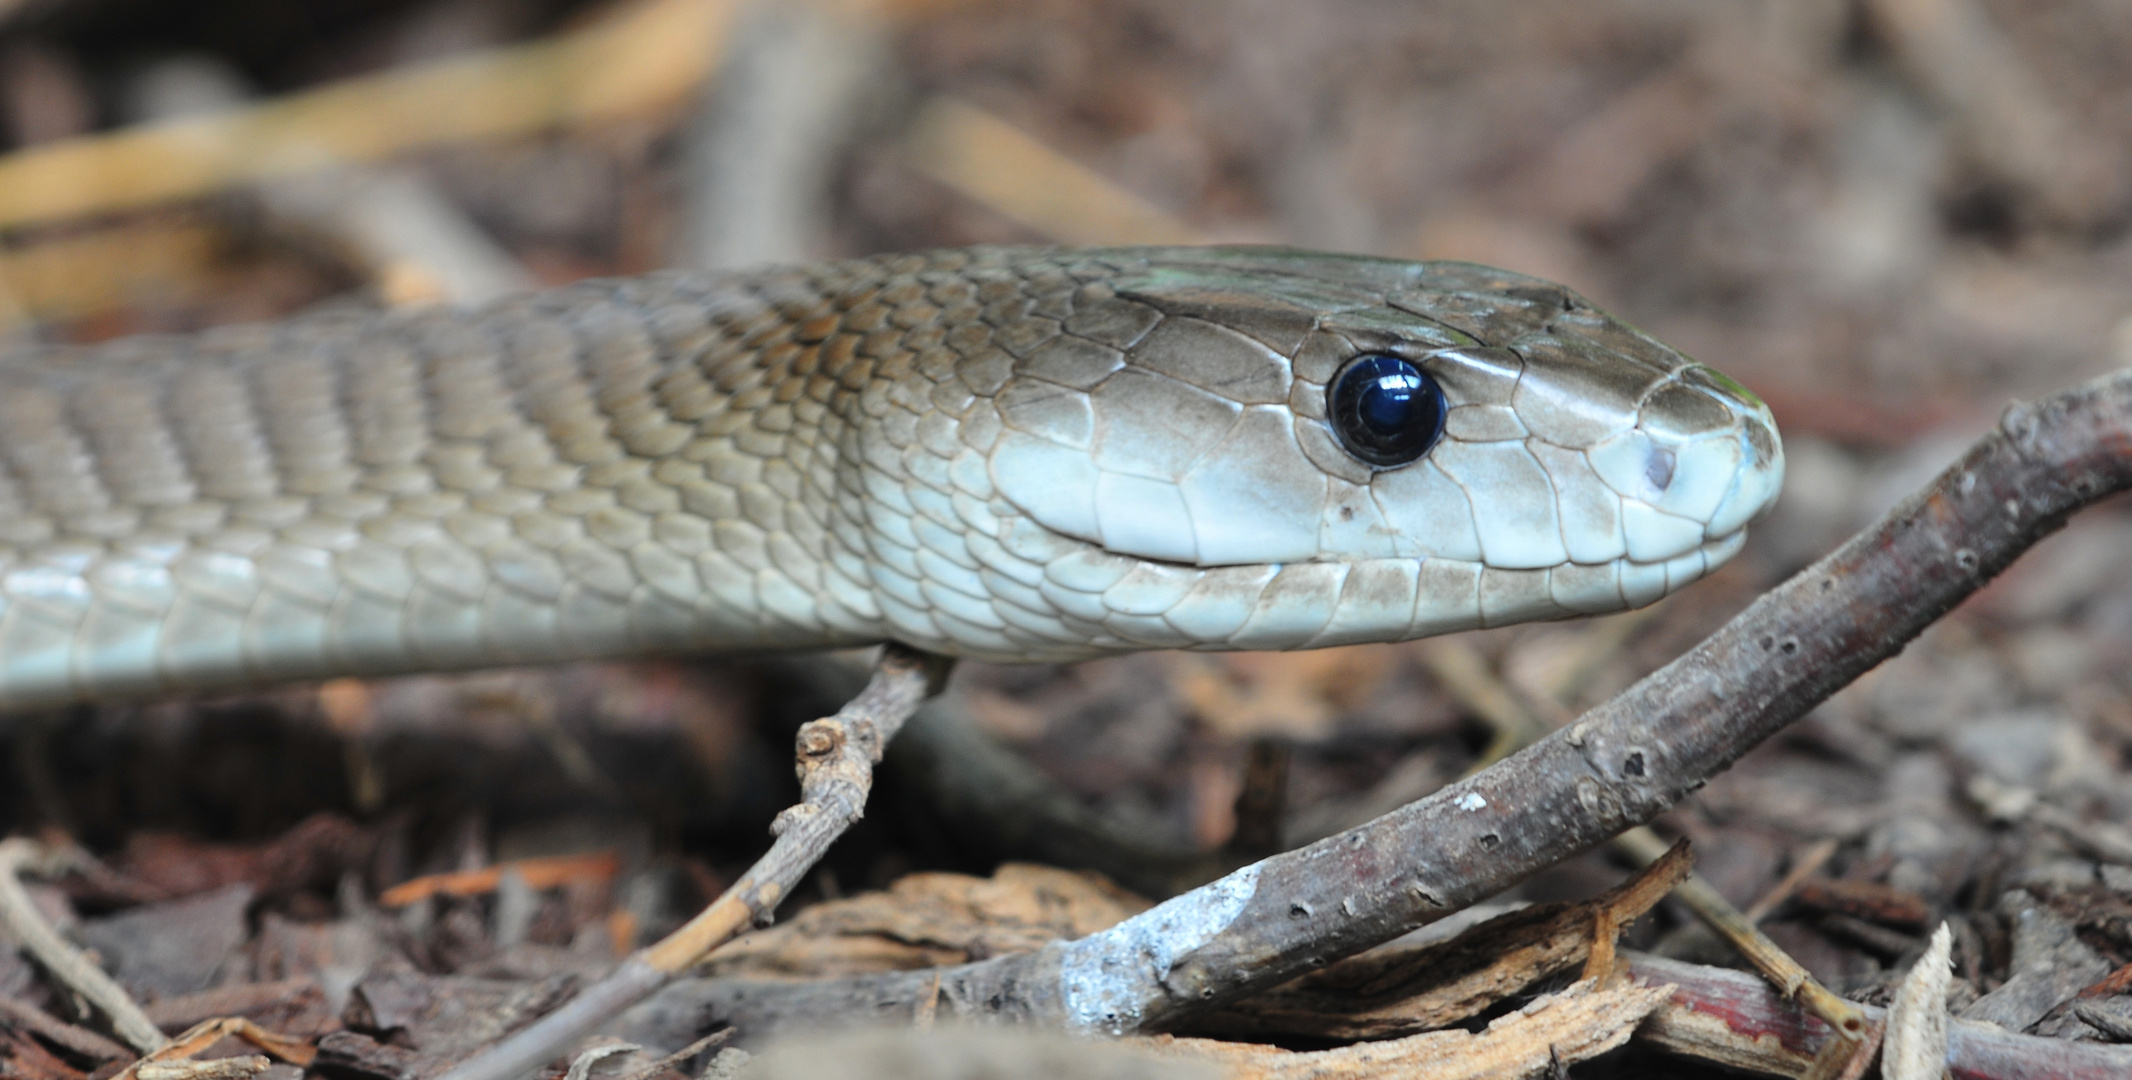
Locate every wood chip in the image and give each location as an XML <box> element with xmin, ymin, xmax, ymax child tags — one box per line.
<box><xmin>1883</xmin><ymin>924</ymin><xmax>1953</xmax><ymax>1080</ymax></box>
<box><xmin>135</xmin><ymin>1056</ymin><xmax>269</xmax><ymax>1080</ymax></box>
<box><xmin>702</xmin><ymin>863</ymin><xmax>1147</xmax><ymax>979</ymax></box>
<box><xmin>1144</xmin><ymin>979</ymin><xmax>1671</xmax><ymax>1080</ymax></box>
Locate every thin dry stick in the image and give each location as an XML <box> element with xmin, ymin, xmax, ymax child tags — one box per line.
<box><xmin>434</xmin><ymin>643</ymin><xmax>950</xmax><ymax>1080</ymax></box>
<box><xmin>112</xmin><ymin>1017</ymin><xmax>318</xmax><ymax>1080</ymax></box>
<box><xmin>0</xmin><ymin>995</ymin><xmax>135</xmax><ymax>1064</ymax></box>
<box><xmin>659</xmin><ymin>366</ymin><xmax>2132</xmax><ymax>1037</ymax></box>
<box><xmin>0</xmin><ymin>839</ymin><xmax>168</xmax><ymax>1053</ymax></box>
<box><xmin>679</xmin><ymin>0</ymin><xmax>892</xmax><ymax>271</ymax></box>
<box><xmin>1742</xmin><ymin>837</ymin><xmax>1841</xmax><ymax>925</ymax></box>
<box><xmin>1615</xmin><ymin>829</ymin><xmax>1869</xmax><ymax>1044</ymax></box>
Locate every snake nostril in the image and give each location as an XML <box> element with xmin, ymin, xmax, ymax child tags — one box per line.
<box><xmin>1644</xmin><ymin>446</ymin><xmax>1676</xmax><ymax>493</ymax></box>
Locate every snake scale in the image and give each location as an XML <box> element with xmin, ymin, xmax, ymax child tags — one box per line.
<box><xmin>0</xmin><ymin>246</ymin><xmax>1782</xmax><ymax>710</ymax></box>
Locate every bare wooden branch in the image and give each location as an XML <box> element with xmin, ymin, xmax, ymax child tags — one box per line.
<box><xmin>1190</xmin><ymin>843</ymin><xmax>1692</xmax><ymax>1043</ymax></box>
<box><xmin>664</xmin><ymin>367</ymin><xmax>2132</xmax><ymax>1037</ymax></box>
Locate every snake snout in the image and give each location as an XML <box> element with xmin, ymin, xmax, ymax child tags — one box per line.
<box><xmin>1585</xmin><ymin>364</ymin><xmax>1783</xmax><ymax>565</ymax></box>
<box><xmin>1692</xmin><ymin>367</ymin><xmax>1786</xmax><ymax>542</ymax></box>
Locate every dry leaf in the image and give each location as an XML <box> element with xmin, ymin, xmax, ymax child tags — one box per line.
<box><xmin>1883</xmin><ymin>923</ymin><xmax>1953</xmax><ymax>1080</ymax></box>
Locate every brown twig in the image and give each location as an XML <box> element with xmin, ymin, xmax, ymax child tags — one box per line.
<box><xmin>112</xmin><ymin>1017</ymin><xmax>316</xmax><ymax>1080</ymax></box>
<box><xmin>432</xmin><ymin>643</ymin><xmax>950</xmax><ymax>1080</ymax></box>
<box><xmin>2077</xmin><ymin>960</ymin><xmax>2132</xmax><ymax>1001</ymax></box>
<box><xmin>0</xmin><ymin>838</ymin><xmax>168</xmax><ymax>1053</ymax></box>
<box><xmin>142</xmin><ymin>978</ymin><xmax>322</xmax><ymax>1033</ymax></box>
<box><xmin>1741</xmin><ymin>837</ymin><xmax>1841</xmax><ymax>924</ymax></box>
<box><xmin>1631</xmin><ymin>954</ymin><xmax>2132</xmax><ymax>1079</ymax></box>
<box><xmin>1580</xmin><ymin>841</ymin><xmax>1695</xmax><ymax>984</ymax></box>
<box><xmin>0</xmin><ymin>995</ymin><xmax>135</xmax><ymax>1064</ymax></box>
<box><xmin>630</xmin><ymin>366</ymin><xmax>2132</xmax><ymax>1036</ymax></box>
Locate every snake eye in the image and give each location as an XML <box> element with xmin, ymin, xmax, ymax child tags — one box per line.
<box><xmin>1327</xmin><ymin>354</ymin><xmax>1447</xmax><ymax>468</ymax></box>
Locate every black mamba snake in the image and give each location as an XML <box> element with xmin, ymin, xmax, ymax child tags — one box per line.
<box><xmin>0</xmin><ymin>245</ymin><xmax>1781</xmax><ymax>707</ymax></box>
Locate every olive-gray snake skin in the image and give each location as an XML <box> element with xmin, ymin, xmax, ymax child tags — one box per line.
<box><xmin>0</xmin><ymin>245</ymin><xmax>1782</xmax><ymax>709</ymax></box>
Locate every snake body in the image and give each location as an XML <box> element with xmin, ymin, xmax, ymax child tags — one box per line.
<box><xmin>0</xmin><ymin>246</ymin><xmax>1781</xmax><ymax>709</ymax></box>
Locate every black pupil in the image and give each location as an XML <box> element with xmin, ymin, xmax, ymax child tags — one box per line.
<box><xmin>1328</xmin><ymin>355</ymin><xmax>1446</xmax><ymax>467</ymax></box>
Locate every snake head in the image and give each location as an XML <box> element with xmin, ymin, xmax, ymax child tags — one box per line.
<box><xmin>958</xmin><ymin>246</ymin><xmax>1782</xmax><ymax>656</ymax></box>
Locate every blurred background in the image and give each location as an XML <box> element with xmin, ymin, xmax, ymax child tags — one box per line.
<box><xmin>3</xmin><ymin>0</ymin><xmax>2128</xmax><ymax>402</ymax></box>
<box><xmin>0</xmin><ymin>0</ymin><xmax>2128</xmax><ymax>1070</ymax></box>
